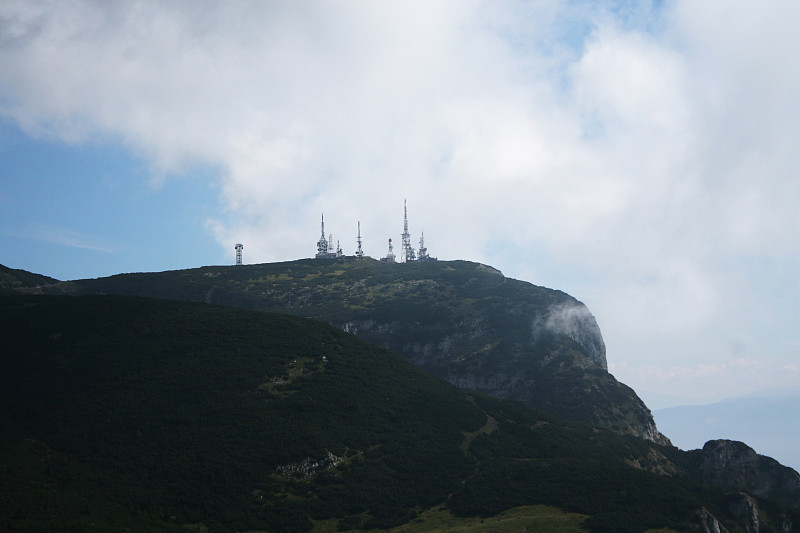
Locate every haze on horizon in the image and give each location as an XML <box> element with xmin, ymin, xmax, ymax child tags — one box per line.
<box><xmin>1</xmin><ymin>1</ymin><xmax>799</xmax><ymax>416</ymax></box>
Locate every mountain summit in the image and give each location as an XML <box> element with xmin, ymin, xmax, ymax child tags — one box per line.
<box><xmin>35</xmin><ymin>257</ymin><xmax>667</xmax><ymax>443</ymax></box>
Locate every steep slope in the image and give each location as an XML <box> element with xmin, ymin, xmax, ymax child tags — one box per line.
<box><xmin>38</xmin><ymin>257</ymin><xmax>665</xmax><ymax>443</ymax></box>
<box><xmin>2</xmin><ymin>292</ymin><xmax>797</xmax><ymax>533</ymax></box>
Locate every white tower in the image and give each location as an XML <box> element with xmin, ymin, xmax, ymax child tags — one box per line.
<box><xmin>418</xmin><ymin>232</ymin><xmax>428</xmax><ymax>261</ymax></box>
<box><xmin>235</xmin><ymin>243</ymin><xmax>243</xmax><ymax>265</ymax></box>
<box><xmin>316</xmin><ymin>214</ymin><xmax>329</xmax><ymax>258</ymax></box>
<box><xmin>381</xmin><ymin>238</ymin><xmax>396</xmax><ymax>262</ymax></box>
<box><xmin>355</xmin><ymin>221</ymin><xmax>364</xmax><ymax>258</ymax></box>
<box><xmin>400</xmin><ymin>199</ymin><xmax>416</xmax><ymax>263</ymax></box>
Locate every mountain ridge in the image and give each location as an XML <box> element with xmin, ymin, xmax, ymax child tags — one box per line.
<box><xmin>20</xmin><ymin>257</ymin><xmax>666</xmax><ymax>443</ymax></box>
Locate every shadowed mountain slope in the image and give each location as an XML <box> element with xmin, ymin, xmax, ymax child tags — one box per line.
<box><xmin>32</xmin><ymin>257</ymin><xmax>665</xmax><ymax>443</ymax></box>
<box><xmin>2</xmin><ymin>292</ymin><xmax>799</xmax><ymax>533</ymax></box>
<box><xmin>0</xmin><ymin>264</ymin><xmax>58</xmax><ymax>290</ymax></box>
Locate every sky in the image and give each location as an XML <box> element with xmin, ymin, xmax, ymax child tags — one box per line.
<box><xmin>1</xmin><ymin>1</ymin><xmax>799</xmax><ymax>414</ymax></box>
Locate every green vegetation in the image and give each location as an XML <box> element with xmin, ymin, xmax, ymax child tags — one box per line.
<box><xmin>30</xmin><ymin>257</ymin><xmax>661</xmax><ymax>440</ymax></box>
<box><xmin>341</xmin><ymin>504</ymin><xmax>589</xmax><ymax>533</ymax></box>
<box><xmin>2</xmin><ymin>292</ymin><xmax>797</xmax><ymax>532</ymax></box>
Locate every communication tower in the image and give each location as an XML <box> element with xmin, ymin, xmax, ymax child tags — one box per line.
<box><xmin>316</xmin><ymin>214</ymin><xmax>330</xmax><ymax>258</ymax></box>
<box><xmin>400</xmin><ymin>199</ymin><xmax>416</xmax><ymax>263</ymax></box>
<box><xmin>417</xmin><ymin>232</ymin><xmax>436</xmax><ymax>261</ymax></box>
<box><xmin>381</xmin><ymin>238</ymin><xmax>396</xmax><ymax>262</ymax></box>
<box><xmin>417</xmin><ymin>233</ymin><xmax>428</xmax><ymax>261</ymax></box>
<box><xmin>235</xmin><ymin>243</ymin><xmax>243</xmax><ymax>265</ymax></box>
<box><xmin>355</xmin><ymin>221</ymin><xmax>365</xmax><ymax>258</ymax></box>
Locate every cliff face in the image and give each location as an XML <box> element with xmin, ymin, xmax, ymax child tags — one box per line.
<box><xmin>695</xmin><ymin>440</ymin><xmax>800</xmax><ymax>508</ymax></box>
<box><xmin>36</xmin><ymin>257</ymin><xmax>666</xmax><ymax>442</ymax></box>
<box><xmin>535</xmin><ymin>301</ymin><xmax>607</xmax><ymax>368</ymax></box>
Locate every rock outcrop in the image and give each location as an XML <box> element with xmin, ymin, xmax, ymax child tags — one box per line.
<box><xmin>728</xmin><ymin>492</ymin><xmax>760</xmax><ymax>533</ymax></box>
<box><xmin>696</xmin><ymin>507</ymin><xmax>729</xmax><ymax>533</ymax></box>
<box><xmin>696</xmin><ymin>440</ymin><xmax>800</xmax><ymax>511</ymax></box>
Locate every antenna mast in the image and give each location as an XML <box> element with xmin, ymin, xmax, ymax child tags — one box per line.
<box><xmin>235</xmin><ymin>243</ymin><xmax>243</xmax><ymax>265</ymax></box>
<box><xmin>355</xmin><ymin>221</ymin><xmax>364</xmax><ymax>258</ymax></box>
<box><xmin>400</xmin><ymin>199</ymin><xmax>416</xmax><ymax>263</ymax></box>
<box><xmin>418</xmin><ymin>232</ymin><xmax>429</xmax><ymax>261</ymax></box>
<box><xmin>316</xmin><ymin>214</ymin><xmax>330</xmax><ymax>258</ymax></box>
<box><xmin>381</xmin><ymin>238</ymin><xmax>396</xmax><ymax>262</ymax></box>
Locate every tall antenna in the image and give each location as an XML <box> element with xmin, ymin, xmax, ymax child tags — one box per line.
<box><xmin>418</xmin><ymin>232</ymin><xmax>428</xmax><ymax>261</ymax></box>
<box><xmin>316</xmin><ymin>214</ymin><xmax>329</xmax><ymax>258</ymax></box>
<box><xmin>235</xmin><ymin>243</ymin><xmax>243</xmax><ymax>266</ymax></box>
<box><xmin>355</xmin><ymin>221</ymin><xmax>364</xmax><ymax>258</ymax></box>
<box><xmin>400</xmin><ymin>199</ymin><xmax>416</xmax><ymax>263</ymax></box>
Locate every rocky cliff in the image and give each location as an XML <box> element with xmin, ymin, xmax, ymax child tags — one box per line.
<box><xmin>695</xmin><ymin>440</ymin><xmax>800</xmax><ymax>509</ymax></box>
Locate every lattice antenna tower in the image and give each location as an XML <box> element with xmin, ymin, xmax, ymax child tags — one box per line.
<box><xmin>400</xmin><ymin>199</ymin><xmax>416</xmax><ymax>263</ymax></box>
<box><xmin>355</xmin><ymin>221</ymin><xmax>365</xmax><ymax>258</ymax></box>
<box><xmin>418</xmin><ymin>232</ymin><xmax>428</xmax><ymax>261</ymax></box>
<box><xmin>316</xmin><ymin>214</ymin><xmax>329</xmax><ymax>258</ymax></box>
<box><xmin>235</xmin><ymin>243</ymin><xmax>243</xmax><ymax>265</ymax></box>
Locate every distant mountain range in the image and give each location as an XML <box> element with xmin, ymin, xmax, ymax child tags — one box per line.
<box><xmin>2</xmin><ymin>260</ymin><xmax>799</xmax><ymax>532</ymax></box>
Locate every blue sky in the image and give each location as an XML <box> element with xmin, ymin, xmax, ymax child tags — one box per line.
<box><xmin>0</xmin><ymin>118</ymin><xmax>222</xmax><ymax>277</ymax></box>
<box><xmin>2</xmin><ymin>1</ymin><xmax>799</xmax><ymax>416</ymax></box>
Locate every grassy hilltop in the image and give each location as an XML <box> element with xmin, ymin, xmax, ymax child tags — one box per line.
<box><xmin>33</xmin><ymin>257</ymin><xmax>664</xmax><ymax>442</ymax></box>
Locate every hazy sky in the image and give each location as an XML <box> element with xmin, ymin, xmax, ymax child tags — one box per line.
<box><xmin>2</xmin><ymin>1</ymin><xmax>799</xmax><ymax>410</ymax></box>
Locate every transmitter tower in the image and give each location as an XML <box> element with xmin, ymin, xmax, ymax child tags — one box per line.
<box><xmin>316</xmin><ymin>215</ymin><xmax>330</xmax><ymax>258</ymax></box>
<box><xmin>418</xmin><ymin>233</ymin><xmax>428</xmax><ymax>261</ymax></box>
<box><xmin>400</xmin><ymin>199</ymin><xmax>416</xmax><ymax>263</ymax></box>
<box><xmin>235</xmin><ymin>243</ymin><xmax>243</xmax><ymax>265</ymax></box>
<box><xmin>355</xmin><ymin>221</ymin><xmax>365</xmax><ymax>258</ymax></box>
<box><xmin>381</xmin><ymin>238</ymin><xmax>396</xmax><ymax>262</ymax></box>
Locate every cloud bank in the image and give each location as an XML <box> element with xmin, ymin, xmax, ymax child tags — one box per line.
<box><xmin>2</xmin><ymin>1</ymin><xmax>799</xmax><ymax>404</ymax></box>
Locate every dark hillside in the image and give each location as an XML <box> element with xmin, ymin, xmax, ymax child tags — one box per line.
<box><xmin>0</xmin><ymin>263</ymin><xmax>59</xmax><ymax>290</ymax></box>
<box><xmin>40</xmin><ymin>257</ymin><xmax>664</xmax><ymax>442</ymax></box>
<box><xmin>1</xmin><ymin>292</ymin><xmax>797</xmax><ymax>532</ymax></box>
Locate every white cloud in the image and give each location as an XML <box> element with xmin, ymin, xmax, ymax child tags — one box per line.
<box><xmin>14</xmin><ymin>224</ymin><xmax>117</xmax><ymax>254</ymax></box>
<box><xmin>1</xmin><ymin>1</ymin><xmax>799</xmax><ymax>405</ymax></box>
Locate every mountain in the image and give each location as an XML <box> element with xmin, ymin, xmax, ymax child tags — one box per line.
<box><xmin>0</xmin><ymin>264</ymin><xmax>59</xmax><ymax>290</ymax></box>
<box><xmin>26</xmin><ymin>257</ymin><xmax>667</xmax><ymax>444</ymax></box>
<box><xmin>689</xmin><ymin>440</ymin><xmax>800</xmax><ymax>510</ymax></box>
<box><xmin>2</xmin><ymin>291</ymin><xmax>798</xmax><ymax>533</ymax></box>
<box><xmin>655</xmin><ymin>393</ymin><xmax>800</xmax><ymax>473</ymax></box>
